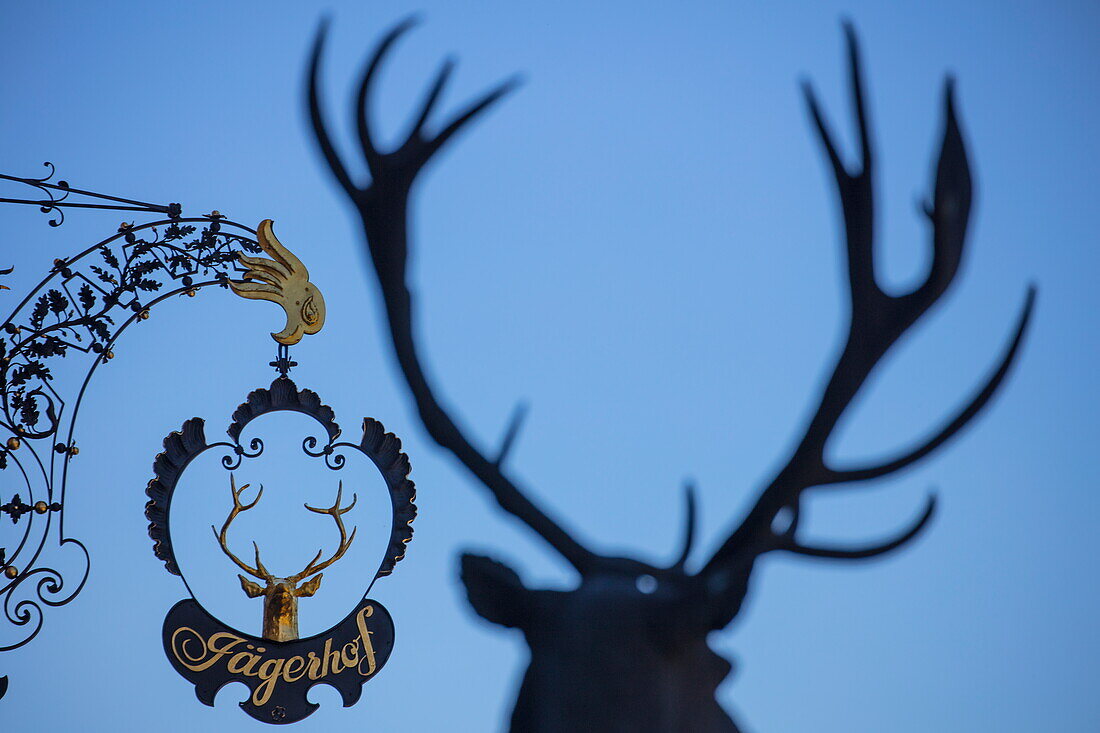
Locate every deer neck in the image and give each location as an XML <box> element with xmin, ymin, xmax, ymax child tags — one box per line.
<box><xmin>262</xmin><ymin>583</ymin><xmax>300</xmax><ymax>642</ymax></box>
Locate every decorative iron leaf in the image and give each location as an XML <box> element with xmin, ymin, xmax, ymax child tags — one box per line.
<box><xmin>163</xmin><ymin>224</ymin><xmax>196</xmax><ymax>242</ymax></box>
<box><xmin>78</xmin><ymin>282</ymin><xmax>96</xmax><ymax>312</ymax></box>
<box><xmin>21</xmin><ymin>362</ymin><xmax>50</xmax><ymax>382</ymax></box>
<box><xmin>30</xmin><ymin>295</ymin><xmax>49</xmax><ymax>329</ymax></box>
<box><xmin>19</xmin><ymin>397</ymin><xmax>39</xmax><ymax>428</ymax></box>
<box><xmin>26</xmin><ymin>338</ymin><xmax>66</xmax><ymax>359</ymax></box>
<box><xmin>89</xmin><ymin>319</ymin><xmax>111</xmax><ymax>343</ymax></box>
<box><xmin>46</xmin><ymin>289</ymin><xmax>68</xmax><ymax>315</ymax></box>
<box><xmin>89</xmin><ymin>265</ymin><xmax>118</xmax><ymax>285</ymax></box>
<box><xmin>202</xmin><ymin>251</ymin><xmax>238</xmax><ymax>266</ymax></box>
<box><xmin>131</xmin><ymin>260</ymin><xmax>163</xmax><ymax>277</ymax></box>
<box><xmin>99</xmin><ymin>245</ymin><xmax>120</xmax><ymax>270</ymax></box>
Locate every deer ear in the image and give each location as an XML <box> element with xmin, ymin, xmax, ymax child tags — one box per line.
<box><xmin>239</xmin><ymin>575</ymin><xmax>265</xmax><ymax>598</ymax></box>
<box><xmin>459</xmin><ymin>553</ymin><xmax>532</xmax><ymax>630</ymax></box>
<box><xmin>297</xmin><ymin>574</ymin><xmax>323</xmax><ymax>597</ymax></box>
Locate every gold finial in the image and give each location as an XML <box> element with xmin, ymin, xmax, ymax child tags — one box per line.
<box><xmin>229</xmin><ymin>220</ymin><xmax>326</xmax><ymax>346</ymax></box>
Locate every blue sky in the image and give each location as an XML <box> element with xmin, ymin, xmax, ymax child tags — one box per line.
<box><xmin>1</xmin><ymin>1</ymin><xmax>1098</xmax><ymax>731</ymax></box>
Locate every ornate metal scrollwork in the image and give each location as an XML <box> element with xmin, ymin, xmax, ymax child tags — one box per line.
<box><xmin>0</xmin><ymin>164</ymin><xmax>262</xmax><ymax>663</ymax></box>
<box><xmin>0</xmin><ymin>163</ymin><xmax>181</xmax><ymax>228</ymax></box>
<box><xmin>1</xmin><ymin>164</ymin><xmax>402</xmax><ymax>720</ymax></box>
<box><xmin>144</xmin><ymin>376</ymin><xmax>417</xmax><ymax>585</ymax></box>
<box><xmin>142</xmin><ymin>376</ymin><xmax>416</xmax><ymax>723</ymax></box>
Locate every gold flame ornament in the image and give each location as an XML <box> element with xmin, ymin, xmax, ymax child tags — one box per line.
<box><xmin>230</xmin><ymin>220</ymin><xmax>325</xmax><ymax>345</ymax></box>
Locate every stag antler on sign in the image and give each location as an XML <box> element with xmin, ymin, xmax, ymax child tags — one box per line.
<box><xmin>293</xmin><ymin>483</ymin><xmax>358</xmax><ymax>583</ymax></box>
<box><xmin>213</xmin><ymin>475</ymin><xmax>267</xmax><ymax>581</ymax></box>
<box><xmin>309</xmin><ymin>19</ymin><xmax>1035</xmax><ymax>732</ymax></box>
<box><xmin>213</xmin><ymin>476</ymin><xmax>357</xmax><ymax>642</ymax></box>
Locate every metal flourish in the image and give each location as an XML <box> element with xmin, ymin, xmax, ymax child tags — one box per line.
<box><xmin>0</xmin><ymin>163</ymin><xmax>180</xmax><ymax>227</ymax></box>
<box><xmin>218</xmin><ymin>438</ymin><xmax>265</xmax><ymax>470</ymax></box>
<box><xmin>302</xmin><ymin>434</ymin><xmax>346</xmax><ymax>470</ymax></box>
<box><xmin>2</xmin><ymin>567</ymin><xmax>62</xmax><ymax>651</ymax></box>
<box><xmin>0</xmin><ymin>172</ymin><xmax>260</xmax><ymax>658</ymax></box>
<box><xmin>146</xmin><ymin>378</ymin><xmax>416</xmax><ymax>595</ymax></box>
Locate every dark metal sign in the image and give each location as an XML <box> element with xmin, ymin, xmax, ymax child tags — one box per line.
<box><xmin>144</xmin><ymin>374</ymin><xmax>415</xmax><ymax>723</ymax></box>
<box><xmin>163</xmin><ymin>597</ymin><xmax>393</xmax><ymax>723</ymax></box>
<box><xmin>0</xmin><ymin>163</ymin><xmax>420</xmax><ymax>713</ymax></box>
<box><xmin>142</xmin><ymin>225</ymin><xmax>416</xmax><ymax>722</ymax></box>
<box><xmin>0</xmin><ymin>172</ymin><xmax>417</xmax><ymax>719</ymax></box>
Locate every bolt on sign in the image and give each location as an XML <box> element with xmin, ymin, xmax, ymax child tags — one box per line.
<box><xmin>145</xmin><ymin>221</ymin><xmax>417</xmax><ymax>723</ymax></box>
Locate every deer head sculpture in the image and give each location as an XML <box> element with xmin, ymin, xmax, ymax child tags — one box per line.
<box><xmin>213</xmin><ymin>475</ymin><xmax>357</xmax><ymax>642</ymax></box>
<box><xmin>308</xmin><ymin>19</ymin><xmax>1034</xmax><ymax>732</ymax></box>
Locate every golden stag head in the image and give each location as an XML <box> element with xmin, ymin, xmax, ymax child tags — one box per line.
<box><xmin>213</xmin><ymin>475</ymin><xmax>357</xmax><ymax>642</ymax></box>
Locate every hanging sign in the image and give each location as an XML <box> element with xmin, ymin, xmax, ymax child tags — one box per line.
<box><xmin>144</xmin><ymin>221</ymin><xmax>416</xmax><ymax>724</ymax></box>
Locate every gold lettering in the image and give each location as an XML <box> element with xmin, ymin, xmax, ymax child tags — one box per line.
<box><xmin>322</xmin><ymin>638</ymin><xmax>344</xmax><ymax>676</ymax></box>
<box><xmin>170</xmin><ymin>627</ymin><xmax>209</xmax><ymax>671</ymax></box>
<box><xmin>209</xmin><ymin>632</ymin><xmax>247</xmax><ymax>658</ymax></box>
<box><xmin>253</xmin><ymin>658</ymin><xmax>286</xmax><ymax>707</ymax></box>
<box><xmin>341</xmin><ymin>641</ymin><xmax>359</xmax><ymax>669</ymax></box>
<box><xmin>306</xmin><ymin>651</ymin><xmax>323</xmax><ymax>680</ymax></box>
<box><xmin>227</xmin><ymin>650</ymin><xmax>261</xmax><ymax>677</ymax></box>
<box><xmin>167</xmin><ymin>605</ymin><xmax>383</xmax><ymax>710</ymax></box>
<box><xmin>355</xmin><ymin>606</ymin><xmax>377</xmax><ymax>677</ymax></box>
<box><xmin>171</xmin><ymin>628</ymin><xmax>245</xmax><ymax>673</ymax></box>
<box><xmin>283</xmin><ymin>655</ymin><xmax>307</xmax><ymax>683</ymax></box>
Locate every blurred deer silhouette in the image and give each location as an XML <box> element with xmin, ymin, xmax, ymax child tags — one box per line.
<box><xmin>307</xmin><ymin>19</ymin><xmax>1034</xmax><ymax>732</ymax></box>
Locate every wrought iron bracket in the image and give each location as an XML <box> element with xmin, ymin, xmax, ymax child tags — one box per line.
<box><xmin>0</xmin><ymin>164</ymin><xmax>305</xmax><ymax>694</ymax></box>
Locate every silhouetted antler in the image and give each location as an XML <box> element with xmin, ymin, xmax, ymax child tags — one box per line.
<box><xmin>701</xmin><ymin>24</ymin><xmax>1035</xmax><ymax>579</ymax></box>
<box><xmin>311</xmin><ymin>20</ymin><xmax>1033</xmax><ymax>605</ymax></box>
<box><xmin>308</xmin><ymin>18</ymin><xmax>597</xmax><ymax>574</ymax></box>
